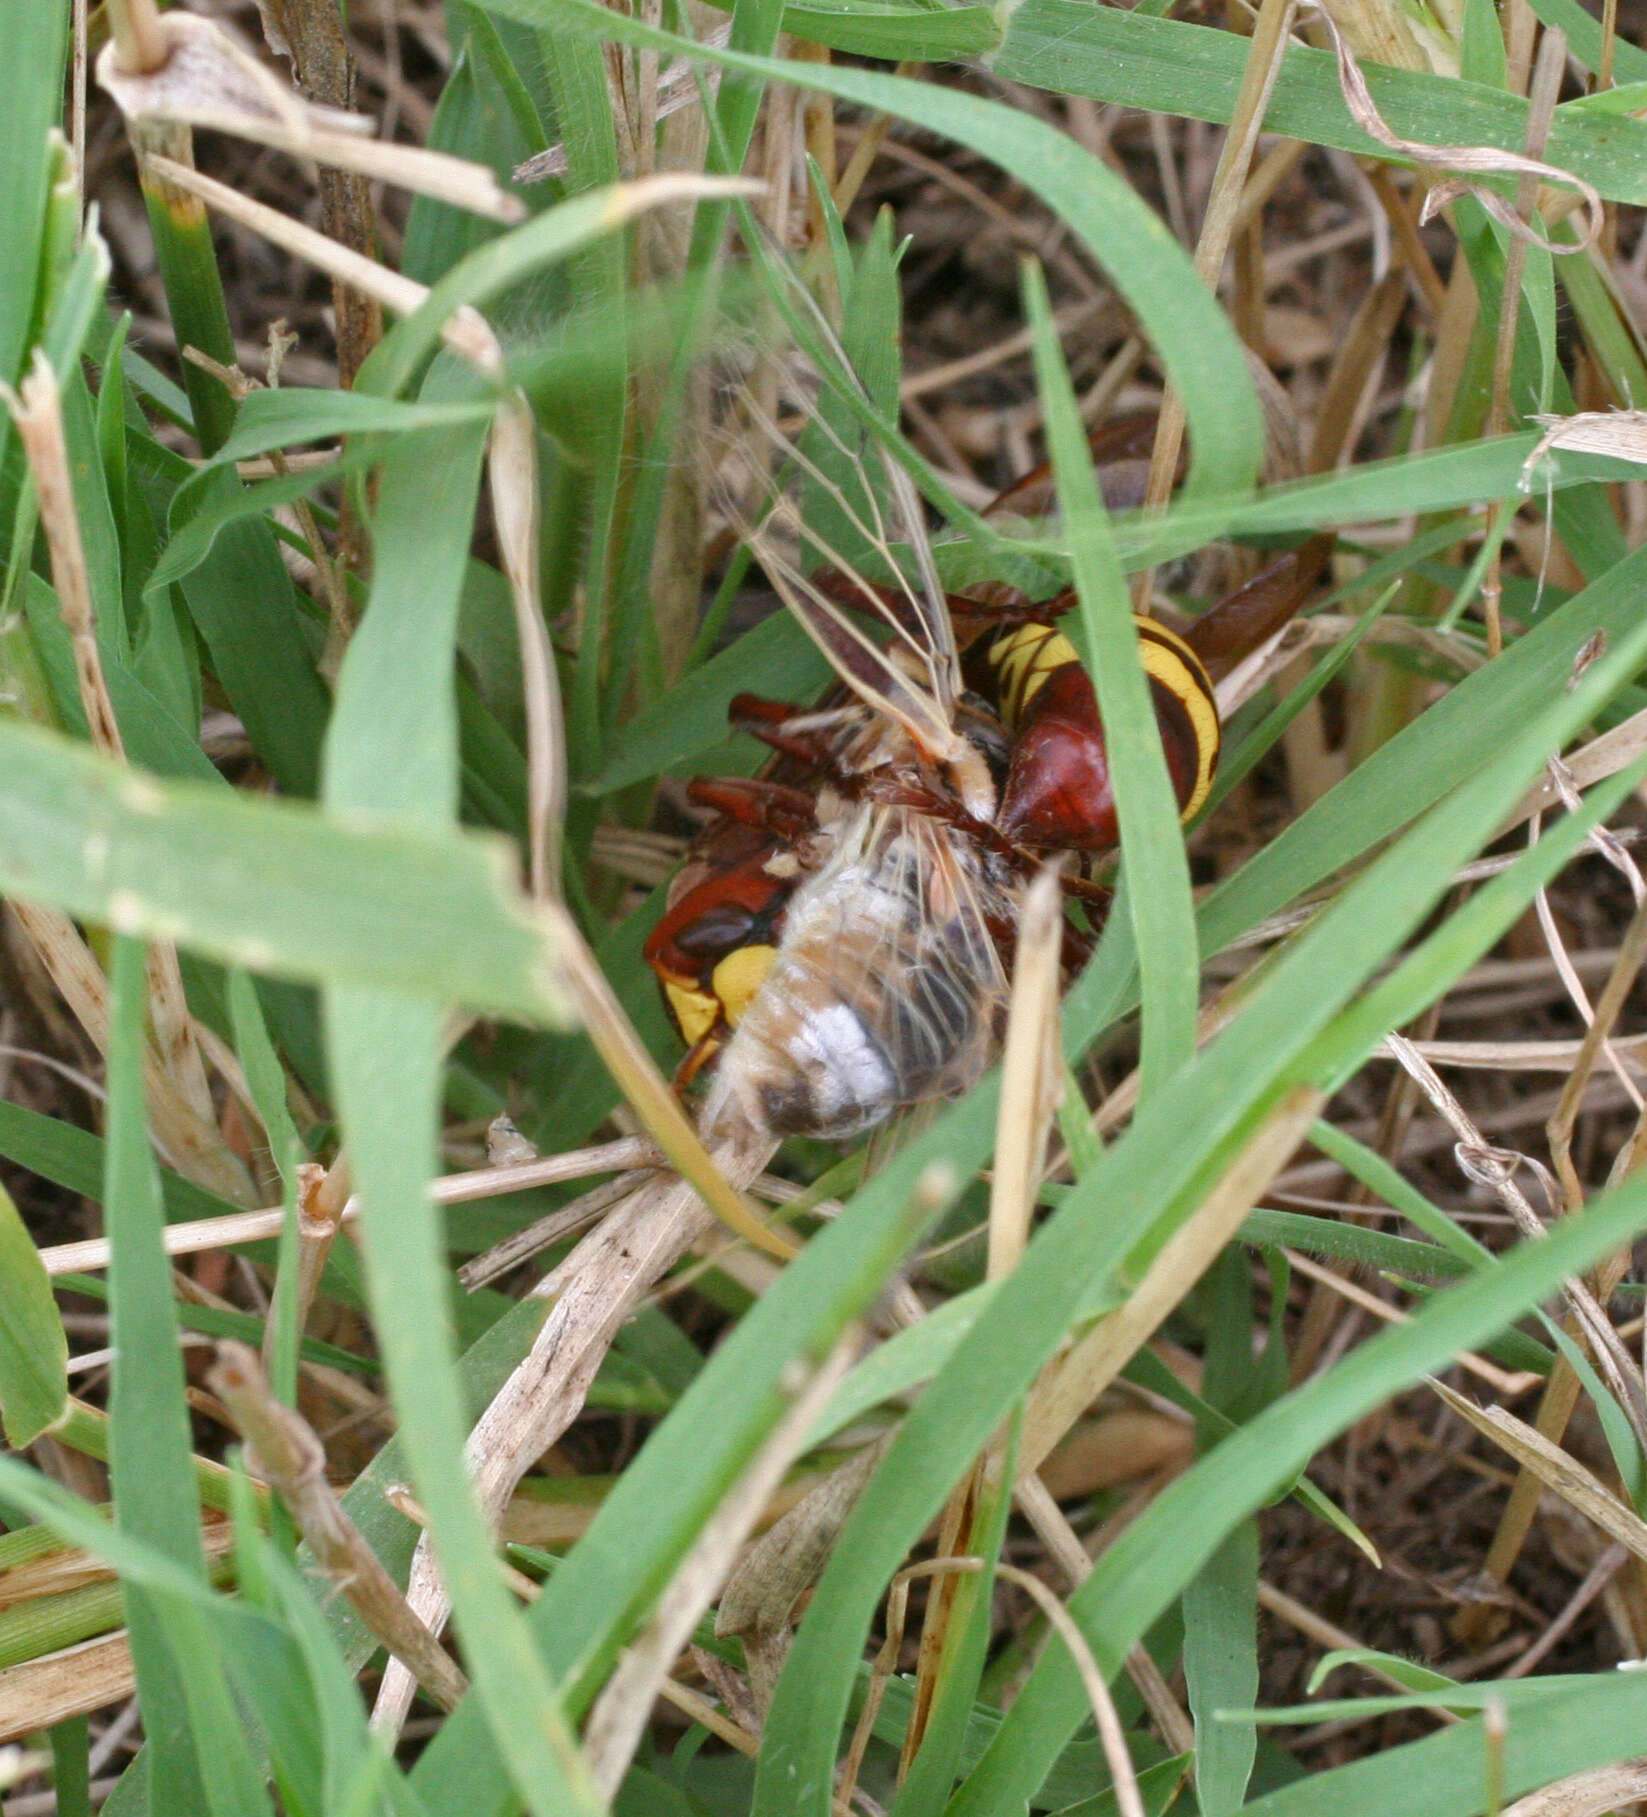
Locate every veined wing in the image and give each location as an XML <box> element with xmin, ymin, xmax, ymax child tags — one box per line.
<box><xmin>707</xmin><ymin>801</ymin><xmax>1012</xmax><ymax>1141</ymax></box>
<box><xmin>728</xmin><ymin>251</ymin><xmax>968</xmax><ymax>769</ymax></box>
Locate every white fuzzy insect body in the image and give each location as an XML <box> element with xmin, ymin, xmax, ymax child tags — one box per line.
<box><xmin>709</xmin><ymin>795</ymin><xmax>1014</xmax><ymax>1142</ymax></box>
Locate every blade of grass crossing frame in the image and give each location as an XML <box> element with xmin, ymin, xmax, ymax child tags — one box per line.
<box><xmin>0</xmin><ymin>1179</ymin><xmax>67</xmax><ymax>1448</ymax></box>
<box><xmin>752</xmin><ymin>577</ymin><xmax>1647</xmax><ymax>1817</ymax></box>
<box><xmin>987</xmin><ymin>3</ymin><xmax>1647</xmax><ymax>206</ymax></box>
<box><xmin>1026</xmin><ymin>262</ymin><xmax>1198</xmax><ymax>1094</ymax></box>
<box><xmin>0</xmin><ymin>720</ymin><xmax>565</xmax><ymax>1021</ymax></box>
<box><xmin>322</xmin><ymin>412</ymin><xmax>601</xmax><ymax>1816</ymax></box>
<box><xmin>104</xmin><ymin>935</ymin><xmax>267</xmax><ymax>1815</ymax></box>
<box><xmin>328</xmin><ymin>996</ymin><xmax>601</xmax><ymax>1817</ymax></box>
<box><xmin>1236</xmin><ymin>1669</ymin><xmax>1647</xmax><ymax>1816</ymax></box>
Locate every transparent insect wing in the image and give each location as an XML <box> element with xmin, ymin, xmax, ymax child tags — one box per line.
<box><xmin>742</xmin><ymin>393</ymin><xmax>962</xmax><ymax>765</ymax></box>
<box><xmin>707</xmin><ymin>804</ymin><xmax>1012</xmax><ymax>1142</ymax></box>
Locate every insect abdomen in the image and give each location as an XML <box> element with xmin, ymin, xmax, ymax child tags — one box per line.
<box><xmin>980</xmin><ymin>617</ymin><xmax>1218</xmax><ymax>852</ymax></box>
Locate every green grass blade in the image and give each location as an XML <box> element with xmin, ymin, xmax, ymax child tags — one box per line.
<box><xmin>133</xmin><ymin>154</ymin><xmax>237</xmax><ymax>453</ymax></box>
<box><xmin>330</xmin><ymin>993</ymin><xmax>602</xmax><ymax>1817</ymax></box>
<box><xmin>173</xmin><ymin>498</ymin><xmax>331</xmax><ymax>797</ymax></box>
<box><xmin>0</xmin><ymin>720</ymin><xmax>568</xmax><ymax>1021</ymax></box>
<box><xmin>50</xmin><ymin>1716</ymin><xmax>90</xmax><ymax>1817</ymax></box>
<box><xmin>0</xmin><ymin>1178</ymin><xmax>68</xmax><ymax>1448</ymax></box>
<box><xmin>1026</xmin><ymin>260</ymin><xmax>1198</xmax><ymax>1094</ymax></box>
<box><xmin>104</xmin><ymin>934</ymin><xmax>214</xmax><ymax>1813</ymax></box>
<box><xmin>0</xmin><ymin>1097</ymin><xmax>236</xmax><ymax>1228</ymax></box>
<box><xmin>0</xmin><ymin>2</ymin><xmax>68</xmax><ymax>380</ymax></box>
<box><xmin>321</xmin><ymin>411</ymin><xmax>601</xmax><ymax>1816</ymax></box>
<box><xmin>1183</xmin><ymin>1523</ymin><xmax>1260</xmax><ymax>1816</ymax></box>
<box><xmin>990</xmin><ymin>3</ymin><xmax>1647</xmax><ymax>207</ymax></box>
<box><xmin>324</xmin><ymin>413</ymin><xmax>489</xmax><ymax>819</ymax></box>
<box><xmin>1526</xmin><ymin>0</ymin><xmax>1647</xmax><ymax>78</ymax></box>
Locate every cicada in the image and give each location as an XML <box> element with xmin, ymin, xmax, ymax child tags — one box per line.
<box><xmin>646</xmin><ymin>333</ymin><xmax>1330</xmax><ymax>1144</ymax></box>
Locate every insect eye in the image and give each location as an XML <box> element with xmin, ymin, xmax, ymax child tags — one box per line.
<box><xmin>674</xmin><ymin>904</ymin><xmax>759</xmax><ymax>958</ymax></box>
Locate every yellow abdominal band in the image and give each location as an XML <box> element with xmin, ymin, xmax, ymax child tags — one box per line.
<box><xmin>665</xmin><ymin>945</ymin><xmax>777</xmax><ymax>1050</ymax></box>
<box><xmin>990</xmin><ymin>620</ymin><xmax>1219</xmax><ymax>824</ymax></box>
<box><xmin>1134</xmin><ymin>619</ymin><xmax>1219</xmax><ymax>821</ymax></box>
<box><xmin>712</xmin><ymin>944</ymin><xmax>777</xmax><ymax>1026</ymax></box>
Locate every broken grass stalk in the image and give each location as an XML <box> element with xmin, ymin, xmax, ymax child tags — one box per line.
<box><xmin>207</xmin><ymin>1340</ymin><xmax>469</xmax><ymax>1714</ymax></box>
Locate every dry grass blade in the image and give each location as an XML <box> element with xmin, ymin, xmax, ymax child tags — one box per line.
<box><xmin>1315</xmin><ymin>0</ymin><xmax>1449</xmax><ymax>73</ymax></box>
<box><xmin>582</xmin><ymin>1330</ymin><xmax>858</xmax><ymax>1797</ymax></box>
<box><xmin>251</xmin><ymin>0</ymin><xmax>382</xmax><ymax>383</ymax></box>
<box><xmin>1020</xmin><ymin>1086</ymin><xmax>1324</xmax><ymax>1476</ymax></box>
<box><xmin>136</xmin><ymin>152</ymin><xmax>498</xmax><ymax>370</ymax></box>
<box><xmin>3</xmin><ymin>355</ymin><xmax>125</xmax><ymax>763</ymax></box>
<box><xmin>488</xmin><ymin>393</ymin><xmax>565</xmax><ymax>897</ymax></box>
<box><xmin>1547</xmin><ymin>889</ymin><xmax>1647</xmax><ymax>1205</ymax></box>
<box><xmin>1401</xmin><ymin>1036</ymin><xmax>1647</xmax><ymax>1075</ymax></box>
<box><xmin>1524</xmin><ymin>411</ymin><xmax>1647</xmax><ymax>480</ymax></box>
<box><xmin>0</xmin><ymin>1634</ymin><xmax>137</xmax><ymax>1745</ymax></box>
<box><xmin>98</xmin><ymin>10</ymin><xmax>524</xmax><ymax>221</ymax></box>
<box><xmin>1501</xmin><ymin>1758</ymin><xmax>1647</xmax><ymax>1815</ymax></box>
<box><xmin>457</xmin><ymin>1174</ymin><xmax>652</xmax><ymax>1291</ymax></box>
<box><xmin>36</xmin><ymin>1138</ymin><xmax>657</xmax><ymax>1278</ymax></box>
<box><xmin>1505</xmin><ymin>706</ymin><xmax>1647</xmax><ymax>831</ymax></box>
<box><xmin>1308</xmin><ymin>5</ymin><xmax>1603</xmax><ymax>253</ymax></box>
<box><xmin>987</xmin><ymin>863</ymin><xmax>1065</xmax><ymax>1279</ymax></box>
<box><xmin>371</xmin><ymin>1159</ymin><xmax>769</xmax><ymax>1733</ymax></box>
<box><xmin>1429</xmin><ymin>1379</ymin><xmax>1647</xmax><ymax>1566</ymax></box>
<box><xmin>207</xmin><ymin>1340</ymin><xmax>470</xmax><ymax>1714</ymax></box>
<box><xmin>1138</xmin><ymin>0</ymin><xmax>1298</xmax><ymax>564</ymax></box>
<box><xmin>3</xmin><ymin>351</ymin><xmax>228</xmax><ymax>1151</ymax></box>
